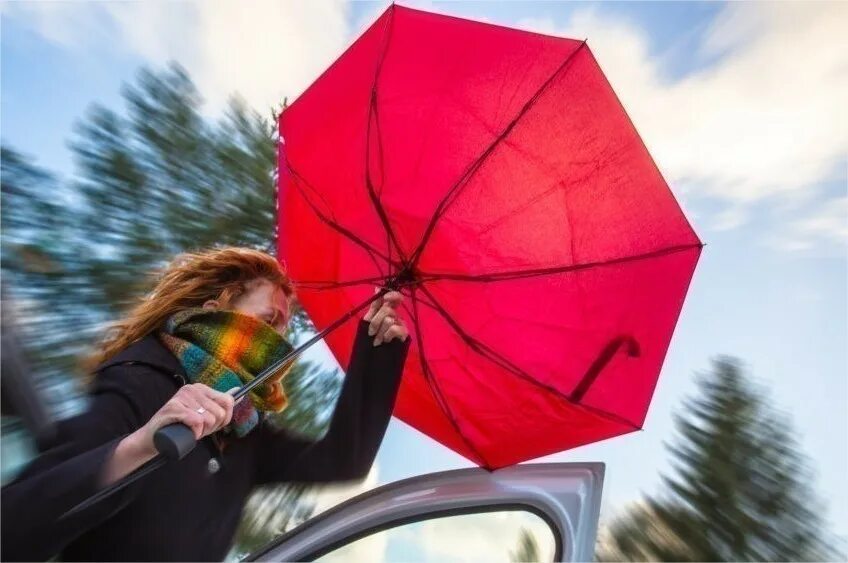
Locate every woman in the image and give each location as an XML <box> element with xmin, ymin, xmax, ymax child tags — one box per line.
<box><xmin>1</xmin><ymin>246</ymin><xmax>410</xmax><ymax>561</ymax></box>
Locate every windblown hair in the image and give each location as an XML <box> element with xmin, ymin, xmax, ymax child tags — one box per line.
<box><xmin>85</xmin><ymin>246</ymin><xmax>295</xmax><ymax>373</ymax></box>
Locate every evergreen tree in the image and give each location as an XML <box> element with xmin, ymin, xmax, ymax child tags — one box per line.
<box><xmin>2</xmin><ymin>146</ymin><xmax>91</xmax><ymax>417</ymax></box>
<box><xmin>2</xmin><ymin>64</ymin><xmax>311</xmax><ymax>406</ymax></box>
<box><xmin>2</xmin><ymin>63</ymin><xmax>345</xmax><ymax>557</ymax></box>
<box><xmin>230</xmin><ymin>482</ymin><xmax>315</xmax><ymax>560</ymax></box>
<box><xmin>599</xmin><ymin>357</ymin><xmax>840</xmax><ymax>561</ymax></box>
<box><xmin>510</xmin><ymin>528</ymin><xmax>541</xmax><ymax>562</ymax></box>
<box><xmin>596</xmin><ymin>500</ymin><xmax>694</xmax><ymax>561</ymax></box>
<box><xmin>265</xmin><ymin>362</ymin><xmax>342</xmax><ymax>441</ymax></box>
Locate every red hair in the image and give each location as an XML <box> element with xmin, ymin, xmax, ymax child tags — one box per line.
<box><xmin>85</xmin><ymin>246</ymin><xmax>295</xmax><ymax>372</ymax></box>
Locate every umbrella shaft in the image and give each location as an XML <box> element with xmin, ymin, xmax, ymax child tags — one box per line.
<box><xmin>60</xmin><ymin>283</ymin><xmax>396</xmax><ymax>519</ymax></box>
<box><xmin>234</xmin><ymin>286</ymin><xmax>390</xmax><ymax>401</ymax></box>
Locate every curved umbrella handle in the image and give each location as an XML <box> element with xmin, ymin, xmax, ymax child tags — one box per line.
<box><xmin>570</xmin><ymin>335</ymin><xmax>640</xmax><ymax>403</ymax></box>
<box><xmin>153</xmin><ymin>423</ymin><xmax>197</xmax><ymax>460</ymax></box>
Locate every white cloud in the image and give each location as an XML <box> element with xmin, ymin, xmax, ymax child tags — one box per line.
<box><xmin>5</xmin><ymin>1</ymin><xmax>845</xmax><ymax>249</ymax></box>
<box><xmin>3</xmin><ymin>0</ymin><xmax>352</xmax><ymax>115</ymax></box>
<box><xmin>711</xmin><ymin>206</ymin><xmax>749</xmax><ymax>232</ymax></box>
<box><xmin>416</xmin><ymin>510</ymin><xmax>555</xmax><ymax>562</ymax></box>
<box><xmin>769</xmin><ymin>194</ymin><xmax>848</xmax><ymax>252</ymax></box>
<box><xmin>792</xmin><ymin>196</ymin><xmax>848</xmax><ymax>243</ymax></box>
<box><xmin>1</xmin><ymin>1</ymin><xmax>110</xmax><ymax>48</ymax></box>
<box><xmin>518</xmin><ymin>2</ymin><xmax>848</xmax><ymax>245</ymax></box>
<box><xmin>317</xmin><ymin>505</ymin><xmax>556</xmax><ymax>562</ymax></box>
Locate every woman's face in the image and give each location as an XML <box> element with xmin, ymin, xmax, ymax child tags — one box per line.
<box><xmin>204</xmin><ymin>278</ymin><xmax>290</xmax><ymax>335</ymax></box>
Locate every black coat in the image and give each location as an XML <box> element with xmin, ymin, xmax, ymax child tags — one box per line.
<box><xmin>1</xmin><ymin>319</ymin><xmax>410</xmax><ymax>562</ymax></box>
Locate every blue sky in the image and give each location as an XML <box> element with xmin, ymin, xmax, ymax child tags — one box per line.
<box><xmin>2</xmin><ymin>0</ymin><xmax>846</xmax><ymax>545</ymax></box>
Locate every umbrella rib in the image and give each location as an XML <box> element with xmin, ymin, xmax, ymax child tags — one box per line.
<box><xmin>365</xmin><ymin>91</ymin><xmax>409</xmax><ymax>267</ymax></box>
<box><xmin>283</xmin><ymin>157</ymin><xmax>404</xmax><ymax>273</ymax></box>
<box><xmin>293</xmin><ymin>275</ymin><xmax>394</xmax><ymax>291</ymax></box>
<box><xmin>408</xmin><ymin>286</ymin><xmax>493</xmax><ymax>469</ymax></box>
<box><xmin>407</xmin><ymin>41</ymin><xmax>588</xmax><ymax>267</ymax></box>
<box><xmin>415</xmin><ymin>283</ymin><xmax>641</xmax><ymax>431</ymax></box>
<box><xmin>417</xmin><ymin>243</ymin><xmax>704</xmax><ymax>284</ymax></box>
<box><xmin>292</xmin><ymin>169</ymin><xmax>389</xmax><ymax>277</ymax></box>
<box><xmin>364</xmin><ymin>5</ymin><xmax>410</xmax><ymax>267</ymax></box>
<box><xmin>295</xmin><ymin>273</ymin><xmax>426</xmax><ymax>292</ymax></box>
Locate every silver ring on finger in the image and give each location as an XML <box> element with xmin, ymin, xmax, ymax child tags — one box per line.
<box><xmin>196</xmin><ymin>407</ymin><xmax>206</xmax><ymax>415</ymax></box>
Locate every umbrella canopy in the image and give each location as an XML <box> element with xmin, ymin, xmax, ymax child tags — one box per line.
<box><xmin>278</xmin><ymin>5</ymin><xmax>702</xmax><ymax>469</ymax></box>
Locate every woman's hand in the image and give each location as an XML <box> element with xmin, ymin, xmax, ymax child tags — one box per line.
<box><xmin>102</xmin><ymin>384</ymin><xmax>235</xmax><ymax>486</ymax></box>
<box><xmin>363</xmin><ymin>287</ymin><xmax>409</xmax><ymax>346</ymax></box>
<box><xmin>138</xmin><ymin>383</ymin><xmax>236</xmax><ymax>448</ymax></box>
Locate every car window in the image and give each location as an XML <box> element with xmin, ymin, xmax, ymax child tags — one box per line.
<box><xmin>314</xmin><ymin>509</ymin><xmax>556</xmax><ymax>563</ymax></box>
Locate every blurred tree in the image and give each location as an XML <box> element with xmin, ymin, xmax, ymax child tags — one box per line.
<box><xmin>2</xmin><ymin>65</ymin><xmax>311</xmax><ymax>381</ymax></box>
<box><xmin>229</xmin><ymin>357</ymin><xmax>344</xmax><ymax>559</ymax></box>
<box><xmin>595</xmin><ymin>500</ymin><xmax>693</xmax><ymax>561</ymax></box>
<box><xmin>1</xmin><ymin>146</ymin><xmax>87</xmax><ymax>418</ymax></box>
<box><xmin>597</xmin><ymin>357</ymin><xmax>840</xmax><ymax>561</ymax></box>
<box><xmin>1</xmin><ymin>63</ymin><xmax>341</xmax><ymax>556</ymax></box>
<box><xmin>510</xmin><ymin>527</ymin><xmax>541</xmax><ymax>562</ymax></box>
<box><xmin>230</xmin><ymin>482</ymin><xmax>315</xmax><ymax>560</ymax></box>
<box><xmin>265</xmin><ymin>361</ymin><xmax>342</xmax><ymax>441</ymax></box>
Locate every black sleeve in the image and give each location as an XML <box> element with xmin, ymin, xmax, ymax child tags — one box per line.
<box><xmin>0</xmin><ymin>365</ymin><xmax>173</xmax><ymax>562</ymax></box>
<box><xmin>255</xmin><ymin>318</ymin><xmax>410</xmax><ymax>485</ymax></box>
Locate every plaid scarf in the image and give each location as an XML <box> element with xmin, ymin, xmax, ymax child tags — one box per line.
<box><xmin>157</xmin><ymin>307</ymin><xmax>294</xmax><ymax>437</ymax></box>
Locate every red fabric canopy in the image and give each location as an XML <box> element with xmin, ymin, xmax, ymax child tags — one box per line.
<box><xmin>278</xmin><ymin>5</ymin><xmax>702</xmax><ymax>469</ymax></box>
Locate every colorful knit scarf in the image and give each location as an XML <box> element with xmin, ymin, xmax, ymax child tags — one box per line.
<box><xmin>157</xmin><ymin>307</ymin><xmax>295</xmax><ymax>437</ymax></box>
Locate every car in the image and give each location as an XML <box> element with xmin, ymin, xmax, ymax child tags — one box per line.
<box><xmin>1</xmin><ymin>303</ymin><xmax>605</xmax><ymax>562</ymax></box>
<box><xmin>246</xmin><ymin>462</ymin><xmax>604</xmax><ymax>562</ymax></box>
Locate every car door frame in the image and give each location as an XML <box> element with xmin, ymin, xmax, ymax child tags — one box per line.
<box><xmin>247</xmin><ymin>462</ymin><xmax>605</xmax><ymax>562</ymax></box>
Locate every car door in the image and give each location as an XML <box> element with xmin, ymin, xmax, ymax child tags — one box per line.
<box><xmin>246</xmin><ymin>462</ymin><xmax>604</xmax><ymax>562</ymax></box>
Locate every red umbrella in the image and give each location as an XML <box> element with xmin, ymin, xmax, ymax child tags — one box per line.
<box><xmin>278</xmin><ymin>5</ymin><xmax>702</xmax><ymax>469</ymax></box>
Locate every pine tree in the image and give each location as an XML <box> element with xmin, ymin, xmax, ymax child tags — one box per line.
<box><xmin>599</xmin><ymin>357</ymin><xmax>840</xmax><ymax>561</ymax></box>
<box><xmin>265</xmin><ymin>362</ymin><xmax>342</xmax><ymax>441</ymax></box>
<box><xmin>230</xmin><ymin>482</ymin><xmax>315</xmax><ymax>560</ymax></box>
<box><xmin>510</xmin><ymin>528</ymin><xmax>541</xmax><ymax>562</ymax></box>
<box><xmin>1</xmin><ymin>64</ymin><xmax>312</xmax><ymax>405</ymax></box>
<box><xmin>2</xmin><ymin>63</ymin><xmax>345</xmax><ymax>557</ymax></box>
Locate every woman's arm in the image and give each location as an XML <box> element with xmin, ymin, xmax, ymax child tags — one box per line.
<box><xmin>0</xmin><ymin>367</ymin><xmax>159</xmax><ymax>561</ymax></box>
<box><xmin>255</xmin><ymin>318</ymin><xmax>410</xmax><ymax>484</ymax></box>
<box><xmin>101</xmin><ymin>381</ymin><xmax>235</xmax><ymax>485</ymax></box>
<box><xmin>0</xmin><ymin>366</ymin><xmax>234</xmax><ymax>561</ymax></box>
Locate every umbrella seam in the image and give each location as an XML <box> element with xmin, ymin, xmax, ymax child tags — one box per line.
<box><xmin>409</xmin><ymin>285</ymin><xmax>493</xmax><ymax>469</ymax></box>
<box><xmin>415</xmin><ymin>283</ymin><xmax>642</xmax><ymax>432</ymax></box>
<box><xmin>417</xmin><ymin>242</ymin><xmax>704</xmax><ymax>284</ymax></box>
<box><xmin>407</xmin><ymin>40</ymin><xmax>589</xmax><ymax>267</ymax></box>
<box><xmin>364</xmin><ymin>5</ymin><xmax>410</xmax><ymax>269</ymax></box>
<box><xmin>283</xmin><ymin>157</ymin><xmax>405</xmax><ymax>278</ymax></box>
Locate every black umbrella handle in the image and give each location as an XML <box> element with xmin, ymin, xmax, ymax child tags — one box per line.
<box><xmin>152</xmin><ymin>285</ymin><xmax>393</xmax><ymax>460</ymax></box>
<box><xmin>153</xmin><ymin>423</ymin><xmax>197</xmax><ymax>460</ymax></box>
